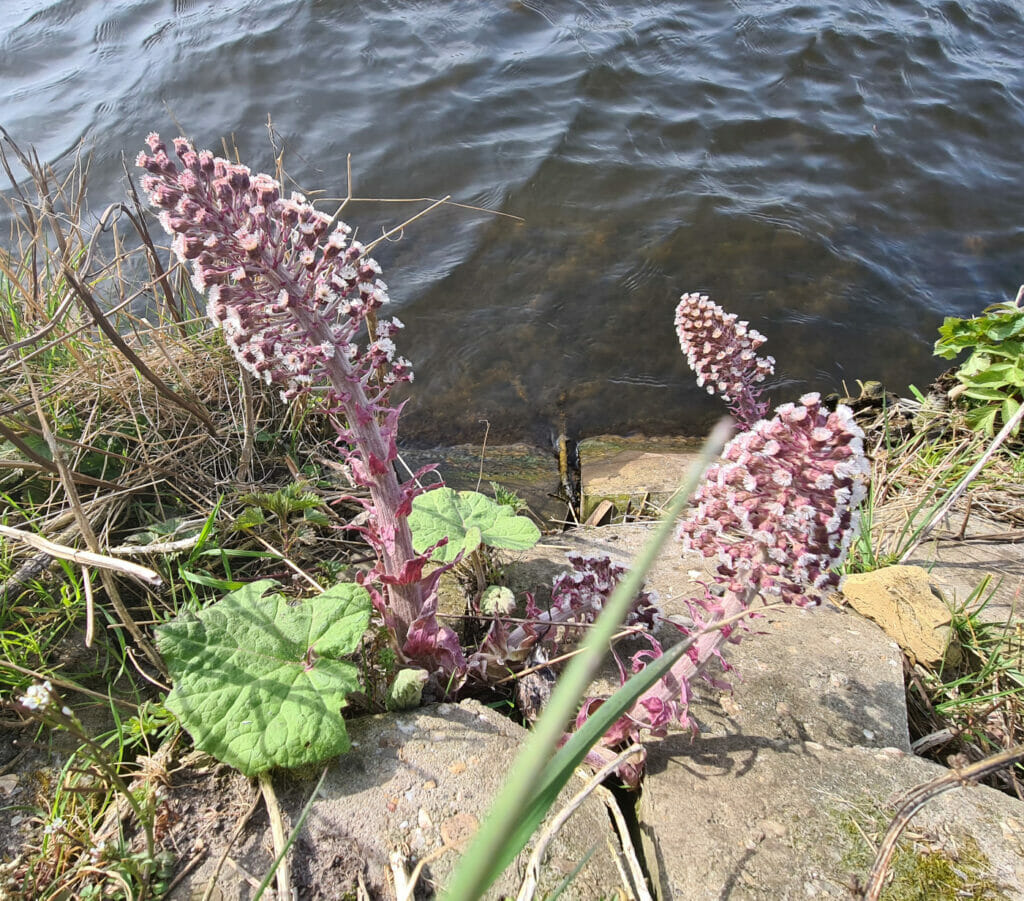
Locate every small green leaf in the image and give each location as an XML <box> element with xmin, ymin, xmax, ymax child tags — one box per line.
<box><xmin>961</xmin><ymin>386</ymin><xmax>1009</xmax><ymax>402</ymax></box>
<box><xmin>232</xmin><ymin>507</ymin><xmax>267</xmax><ymax>531</ymax></box>
<box><xmin>179</xmin><ymin>570</ymin><xmax>244</xmax><ymax>591</ymax></box>
<box><xmin>156</xmin><ymin>579</ymin><xmax>371</xmax><ymax>776</ymax></box>
<box><xmin>965</xmin><ymin>362</ymin><xmax>1014</xmax><ymax>383</ymax></box>
<box><xmin>303</xmin><ymin>509</ymin><xmax>331</xmax><ymax>528</ymax></box>
<box><xmin>409</xmin><ymin>488</ymin><xmax>541</xmax><ymax>564</ymax></box>
<box><xmin>985</xmin><ymin>314</ymin><xmax>1024</xmax><ymax>342</ymax></box>
<box><xmin>386</xmin><ymin>668</ymin><xmax>429</xmax><ymax>711</ymax></box>
<box><xmin>1002</xmin><ymin>396</ymin><xmax>1021</xmax><ymax>435</ymax></box>
<box><xmin>964</xmin><ymin>404</ymin><xmax>999</xmax><ymax>436</ymax></box>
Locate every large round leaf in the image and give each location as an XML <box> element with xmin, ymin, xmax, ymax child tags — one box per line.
<box><xmin>156</xmin><ymin>580</ymin><xmax>370</xmax><ymax>776</ymax></box>
<box><xmin>409</xmin><ymin>488</ymin><xmax>541</xmax><ymax>563</ymax></box>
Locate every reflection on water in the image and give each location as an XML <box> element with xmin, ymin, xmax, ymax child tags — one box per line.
<box><xmin>2</xmin><ymin>0</ymin><xmax>1023</xmax><ymax>443</ymax></box>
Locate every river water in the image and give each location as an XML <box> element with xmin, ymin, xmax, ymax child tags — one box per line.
<box><xmin>3</xmin><ymin>1</ymin><xmax>1023</xmax><ymax>445</ymax></box>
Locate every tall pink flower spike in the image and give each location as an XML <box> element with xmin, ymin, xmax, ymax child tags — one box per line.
<box><xmin>138</xmin><ymin>133</ymin><xmax>464</xmax><ymax>672</ymax></box>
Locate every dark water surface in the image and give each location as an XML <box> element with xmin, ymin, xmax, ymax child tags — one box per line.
<box><xmin>3</xmin><ymin>1</ymin><xmax>1023</xmax><ymax>445</ymax></box>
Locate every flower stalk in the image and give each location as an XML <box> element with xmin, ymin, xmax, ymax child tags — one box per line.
<box><xmin>137</xmin><ymin>134</ymin><xmax>461</xmax><ymax>667</ymax></box>
<box><xmin>575</xmin><ymin>297</ymin><xmax>869</xmax><ymax>784</ymax></box>
<box><xmin>675</xmin><ymin>292</ymin><xmax>775</xmax><ymax>429</ymax></box>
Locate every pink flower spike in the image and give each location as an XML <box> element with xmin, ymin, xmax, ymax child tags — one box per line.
<box><xmin>137</xmin><ymin>133</ymin><xmax>444</xmax><ymax>673</ymax></box>
<box><xmin>675</xmin><ymin>293</ymin><xmax>775</xmax><ymax>429</ymax></box>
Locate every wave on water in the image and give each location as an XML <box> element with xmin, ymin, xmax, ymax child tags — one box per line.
<box><xmin>2</xmin><ymin>0</ymin><xmax>1022</xmax><ymax>441</ymax></box>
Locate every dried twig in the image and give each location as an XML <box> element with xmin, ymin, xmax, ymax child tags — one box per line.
<box><xmin>860</xmin><ymin>745</ymin><xmax>1024</xmax><ymax>901</ymax></box>
<box><xmin>597</xmin><ymin>782</ymin><xmax>652</xmax><ymax>901</ymax></box>
<box><xmin>0</xmin><ymin>523</ymin><xmax>161</xmax><ymax>585</ymax></box>
<box><xmin>259</xmin><ymin>772</ymin><xmax>291</xmax><ymax>901</ymax></box>
<box><xmin>516</xmin><ymin>744</ymin><xmax>646</xmax><ymax>901</ymax></box>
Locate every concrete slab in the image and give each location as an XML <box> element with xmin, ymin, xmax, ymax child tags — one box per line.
<box><xmin>578</xmin><ymin>437</ymin><xmax>704</xmax><ymax>520</ymax></box>
<box><xmin>640</xmin><ymin>740</ymin><xmax>1024</xmax><ymax>900</ymax></box>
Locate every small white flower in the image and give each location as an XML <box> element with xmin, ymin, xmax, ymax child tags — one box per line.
<box><xmin>374</xmin><ymin>338</ymin><xmax>396</xmax><ymax>360</ymax></box>
<box><xmin>43</xmin><ymin>816</ymin><xmax>65</xmax><ymax>836</ymax></box>
<box><xmin>20</xmin><ymin>681</ymin><xmax>53</xmax><ymax>711</ymax></box>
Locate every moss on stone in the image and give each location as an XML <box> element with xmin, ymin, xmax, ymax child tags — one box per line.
<box><xmin>834</xmin><ymin>802</ymin><xmax>1008</xmax><ymax>901</ymax></box>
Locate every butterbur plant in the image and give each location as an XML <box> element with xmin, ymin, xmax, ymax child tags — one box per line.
<box><xmin>138</xmin><ymin>133</ymin><xmax>664</xmax><ymax>713</ymax></box>
<box><xmin>137</xmin><ymin>133</ymin><xmax>464</xmax><ymax>672</ymax></box>
<box><xmin>139</xmin><ymin>135</ymin><xmax>868</xmax><ymax>816</ymax></box>
<box><xmin>574</xmin><ymin>296</ymin><xmax>868</xmax><ymax>784</ymax></box>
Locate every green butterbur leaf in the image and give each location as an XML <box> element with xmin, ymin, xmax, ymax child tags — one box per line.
<box><xmin>961</xmin><ymin>386</ymin><xmax>1008</xmax><ymax>402</ymax></box>
<box><xmin>156</xmin><ymin>579</ymin><xmax>371</xmax><ymax>776</ymax></box>
<box><xmin>409</xmin><ymin>488</ymin><xmax>541</xmax><ymax>564</ymax></box>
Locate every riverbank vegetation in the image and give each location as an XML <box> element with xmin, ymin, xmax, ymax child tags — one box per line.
<box><xmin>0</xmin><ymin>134</ymin><xmax>1021</xmax><ymax>899</ymax></box>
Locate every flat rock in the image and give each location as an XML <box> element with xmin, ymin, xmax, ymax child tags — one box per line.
<box><xmin>686</xmin><ymin>603</ymin><xmax>911</xmax><ymax>752</ymax></box>
<box><xmin>842</xmin><ymin>565</ymin><xmax>960</xmax><ymax>667</ymax></box>
<box><xmin>640</xmin><ymin>739</ymin><xmax>1024</xmax><ymax>900</ymax></box>
<box><xmin>578</xmin><ymin>437</ymin><xmax>703</xmax><ymax>519</ymax></box>
<box><xmin>170</xmin><ymin>700</ymin><xmax>622</xmax><ymax>900</ymax></box>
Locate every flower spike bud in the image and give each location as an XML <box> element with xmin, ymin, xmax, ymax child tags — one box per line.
<box><xmin>675</xmin><ymin>293</ymin><xmax>775</xmax><ymax>429</ymax></box>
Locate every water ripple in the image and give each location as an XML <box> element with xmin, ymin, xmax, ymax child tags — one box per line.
<box><xmin>1</xmin><ymin>0</ymin><xmax>1023</xmax><ymax>441</ymax></box>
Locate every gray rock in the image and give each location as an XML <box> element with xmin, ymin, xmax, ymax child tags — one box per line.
<box><xmin>171</xmin><ymin>700</ymin><xmax>623</xmax><ymax>900</ymax></box>
<box><xmin>515</xmin><ymin>524</ymin><xmax>911</xmax><ymax>751</ymax></box>
<box><xmin>686</xmin><ymin>603</ymin><xmax>911</xmax><ymax>752</ymax></box>
<box><xmin>639</xmin><ymin>740</ymin><xmax>1024</xmax><ymax>900</ymax></box>
<box><xmin>301</xmin><ymin>699</ymin><xmax>622</xmax><ymax>898</ymax></box>
<box><xmin>514</xmin><ymin>523</ymin><xmax>1024</xmax><ymax>899</ymax></box>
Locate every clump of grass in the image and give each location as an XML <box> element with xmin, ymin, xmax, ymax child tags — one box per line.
<box><xmin>906</xmin><ymin>577</ymin><xmax>1023</xmax><ymax>799</ymax></box>
<box><xmin>843</xmin><ymin>393</ymin><xmax>1024</xmax><ymax>799</ymax></box>
<box><xmin>843</xmin><ymin>393</ymin><xmax>1024</xmax><ymax>574</ymax></box>
<box><xmin>0</xmin><ymin>133</ymin><xmax>374</xmax><ymax>898</ymax></box>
